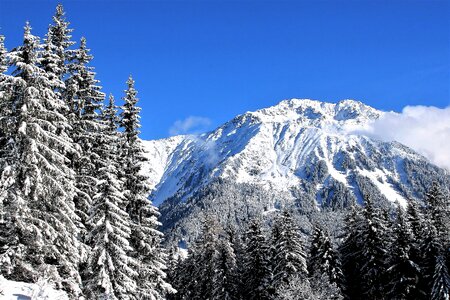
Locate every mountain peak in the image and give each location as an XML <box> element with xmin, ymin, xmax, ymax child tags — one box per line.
<box><xmin>245</xmin><ymin>99</ymin><xmax>381</xmax><ymax>127</ymax></box>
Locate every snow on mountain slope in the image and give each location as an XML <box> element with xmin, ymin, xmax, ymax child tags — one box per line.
<box><xmin>142</xmin><ymin>135</ymin><xmax>185</xmax><ymax>191</ymax></box>
<box><xmin>142</xmin><ymin>99</ymin><xmax>440</xmax><ymax>208</ymax></box>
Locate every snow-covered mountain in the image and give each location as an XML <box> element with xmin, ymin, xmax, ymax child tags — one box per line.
<box><xmin>142</xmin><ymin>99</ymin><xmax>449</xmax><ymax>243</ymax></box>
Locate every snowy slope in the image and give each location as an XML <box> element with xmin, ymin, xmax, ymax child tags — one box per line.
<box><xmin>0</xmin><ymin>276</ymin><xmax>68</xmax><ymax>300</ymax></box>
<box><xmin>143</xmin><ymin>99</ymin><xmax>444</xmax><ymax>206</ymax></box>
<box><xmin>142</xmin><ymin>99</ymin><xmax>449</xmax><ymax>243</ymax></box>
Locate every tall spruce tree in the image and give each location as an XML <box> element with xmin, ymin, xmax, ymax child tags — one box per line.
<box><xmin>169</xmin><ymin>246</ymin><xmax>198</xmax><ymax>300</ymax></box>
<box><xmin>406</xmin><ymin>200</ymin><xmax>428</xmax><ymax>299</ymax></box>
<box><xmin>426</xmin><ymin>182</ymin><xmax>450</xmax><ymax>245</ymax></box>
<box><xmin>386</xmin><ymin>203</ymin><xmax>421</xmax><ymax>299</ymax></box>
<box><xmin>242</xmin><ymin>219</ymin><xmax>271</xmax><ymax>300</ymax></box>
<box><xmin>271</xmin><ymin>210</ymin><xmax>308</xmax><ymax>293</ymax></box>
<box><xmin>359</xmin><ymin>196</ymin><xmax>389</xmax><ymax>300</ymax></box>
<box><xmin>47</xmin><ymin>4</ymin><xmax>76</xmax><ymax>81</ymax></box>
<box><xmin>0</xmin><ymin>32</ymin><xmax>24</xmax><ymax>281</ymax></box>
<box><xmin>84</xmin><ymin>95</ymin><xmax>137</xmax><ymax>299</ymax></box>
<box><xmin>308</xmin><ymin>225</ymin><xmax>344</xmax><ymax>290</ymax></box>
<box><xmin>67</xmin><ymin>37</ymin><xmax>105</xmax><ymax>246</ymax></box>
<box><xmin>0</xmin><ymin>34</ymin><xmax>7</xmax><ymax>75</ymax></box>
<box><xmin>1</xmin><ymin>22</ymin><xmax>81</xmax><ymax>296</ymax></box>
<box><xmin>120</xmin><ymin>75</ymin><xmax>173</xmax><ymax>299</ymax></box>
<box><xmin>431</xmin><ymin>254</ymin><xmax>450</xmax><ymax>300</ymax></box>
<box><xmin>339</xmin><ymin>205</ymin><xmax>365</xmax><ymax>299</ymax></box>
<box><xmin>212</xmin><ymin>234</ymin><xmax>239</xmax><ymax>300</ymax></box>
<box><xmin>189</xmin><ymin>217</ymin><xmax>222</xmax><ymax>300</ymax></box>
<box><xmin>0</xmin><ymin>33</ymin><xmax>12</xmax><ymax>166</ymax></box>
<box><xmin>421</xmin><ymin>182</ymin><xmax>450</xmax><ymax>298</ymax></box>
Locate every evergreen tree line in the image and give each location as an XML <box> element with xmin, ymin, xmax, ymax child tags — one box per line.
<box><xmin>0</xmin><ymin>5</ymin><xmax>173</xmax><ymax>299</ymax></box>
<box><xmin>168</xmin><ymin>183</ymin><xmax>450</xmax><ymax>300</ymax></box>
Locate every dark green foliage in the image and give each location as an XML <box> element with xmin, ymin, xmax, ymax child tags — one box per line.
<box><xmin>359</xmin><ymin>196</ymin><xmax>389</xmax><ymax>299</ymax></box>
<box><xmin>386</xmin><ymin>204</ymin><xmax>421</xmax><ymax>299</ymax></box>
<box><xmin>271</xmin><ymin>210</ymin><xmax>308</xmax><ymax>292</ymax></box>
<box><xmin>169</xmin><ymin>217</ymin><xmax>239</xmax><ymax>300</ymax></box>
<box><xmin>339</xmin><ymin>206</ymin><xmax>365</xmax><ymax>299</ymax></box>
<box><xmin>308</xmin><ymin>225</ymin><xmax>344</xmax><ymax>289</ymax></box>
<box><xmin>242</xmin><ymin>219</ymin><xmax>271</xmax><ymax>300</ymax></box>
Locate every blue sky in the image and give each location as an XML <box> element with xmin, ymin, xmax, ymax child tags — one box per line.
<box><xmin>1</xmin><ymin>0</ymin><xmax>449</xmax><ymax>140</ymax></box>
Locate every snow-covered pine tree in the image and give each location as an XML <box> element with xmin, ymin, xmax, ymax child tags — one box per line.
<box><xmin>0</xmin><ymin>34</ymin><xmax>7</xmax><ymax>75</ymax></box>
<box><xmin>406</xmin><ymin>199</ymin><xmax>428</xmax><ymax>299</ymax></box>
<box><xmin>67</xmin><ymin>37</ymin><xmax>104</xmax><ymax>246</ymax></box>
<box><xmin>47</xmin><ymin>4</ymin><xmax>76</xmax><ymax>82</ymax></box>
<box><xmin>168</xmin><ymin>246</ymin><xmax>197</xmax><ymax>300</ymax></box>
<box><xmin>189</xmin><ymin>216</ymin><xmax>221</xmax><ymax>300</ymax></box>
<box><xmin>164</xmin><ymin>245</ymin><xmax>181</xmax><ymax>299</ymax></box>
<box><xmin>212</xmin><ymin>233</ymin><xmax>239</xmax><ymax>300</ymax></box>
<box><xmin>120</xmin><ymin>75</ymin><xmax>173</xmax><ymax>299</ymax></box>
<box><xmin>406</xmin><ymin>200</ymin><xmax>426</xmax><ymax>245</ymax></box>
<box><xmin>386</xmin><ymin>203</ymin><xmax>421</xmax><ymax>299</ymax></box>
<box><xmin>84</xmin><ymin>95</ymin><xmax>137</xmax><ymax>300</ymax></box>
<box><xmin>339</xmin><ymin>205</ymin><xmax>365</xmax><ymax>299</ymax></box>
<box><xmin>359</xmin><ymin>196</ymin><xmax>389</xmax><ymax>300</ymax></box>
<box><xmin>40</xmin><ymin>31</ymin><xmax>63</xmax><ymax>84</ymax></box>
<box><xmin>0</xmin><ymin>32</ymin><xmax>23</xmax><ymax>281</ymax></box>
<box><xmin>242</xmin><ymin>219</ymin><xmax>271</xmax><ymax>300</ymax></box>
<box><xmin>226</xmin><ymin>224</ymin><xmax>245</xmax><ymax>298</ymax></box>
<box><xmin>308</xmin><ymin>225</ymin><xmax>344</xmax><ymax>291</ymax></box>
<box><xmin>271</xmin><ymin>210</ymin><xmax>308</xmax><ymax>293</ymax></box>
<box><xmin>2</xmin><ymin>22</ymin><xmax>80</xmax><ymax>296</ymax></box>
<box><xmin>431</xmin><ymin>254</ymin><xmax>450</xmax><ymax>300</ymax></box>
<box><xmin>421</xmin><ymin>182</ymin><xmax>450</xmax><ymax>298</ymax></box>
<box><xmin>0</xmin><ymin>33</ymin><xmax>12</xmax><ymax>161</ymax></box>
<box><xmin>426</xmin><ymin>182</ymin><xmax>450</xmax><ymax>245</ymax></box>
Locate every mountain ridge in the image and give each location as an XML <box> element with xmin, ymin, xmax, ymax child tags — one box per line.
<box><xmin>141</xmin><ymin>99</ymin><xmax>449</xmax><ymax>243</ymax></box>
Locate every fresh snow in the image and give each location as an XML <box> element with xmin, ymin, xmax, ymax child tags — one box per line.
<box><xmin>141</xmin><ymin>99</ymin><xmax>428</xmax><ymax>206</ymax></box>
<box><xmin>0</xmin><ymin>276</ymin><xmax>68</xmax><ymax>300</ymax></box>
<box><xmin>358</xmin><ymin>168</ymin><xmax>407</xmax><ymax>207</ymax></box>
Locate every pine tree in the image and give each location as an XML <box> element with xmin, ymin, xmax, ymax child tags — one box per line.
<box><xmin>359</xmin><ymin>196</ymin><xmax>389</xmax><ymax>299</ymax></box>
<box><xmin>0</xmin><ymin>33</ymin><xmax>12</xmax><ymax>169</ymax></box>
<box><xmin>406</xmin><ymin>200</ymin><xmax>428</xmax><ymax>299</ymax></box>
<box><xmin>190</xmin><ymin>216</ymin><xmax>221</xmax><ymax>300</ymax></box>
<box><xmin>0</xmin><ymin>34</ymin><xmax>7</xmax><ymax>75</ymax></box>
<box><xmin>308</xmin><ymin>225</ymin><xmax>344</xmax><ymax>290</ymax></box>
<box><xmin>1</xmin><ymin>22</ymin><xmax>81</xmax><ymax>296</ymax></box>
<box><xmin>386</xmin><ymin>203</ymin><xmax>421</xmax><ymax>299</ymax></box>
<box><xmin>84</xmin><ymin>95</ymin><xmax>137</xmax><ymax>299</ymax></box>
<box><xmin>68</xmin><ymin>37</ymin><xmax>105</xmax><ymax>242</ymax></box>
<box><xmin>271</xmin><ymin>210</ymin><xmax>308</xmax><ymax>293</ymax></box>
<box><xmin>212</xmin><ymin>235</ymin><xmax>239</xmax><ymax>300</ymax></box>
<box><xmin>120</xmin><ymin>75</ymin><xmax>173</xmax><ymax>299</ymax></box>
<box><xmin>0</xmin><ymin>32</ymin><xmax>20</xmax><ymax>281</ymax></box>
<box><xmin>169</xmin><ymin>246</ymin><xmax>198</xmax><ymax>300</ymax></box>
<box><xmin>421</xmin><ymin>182</ymin><xmax>450</xmax><ymax>298</ymax></box>
<box><xmin>227</xmin><ymin>224</ymin><xmax>245</xmax><ymax>299</ymax></box>
<box><xmin>431</xmin><ymin>254</ymin><xmax>450</xmax><ymax>300</ymax></box>
<box><xmin>47</xmin><ymin>4</ymin><xmax>76</xmax><ymax>81</ymax></box>
<box><xmin>426</xmin><ymin>182</ymin><xmax>450</xmax><ymax>245</ymax></box>
<box><xmin>242</xmin><ymin>219</ymin><xmax>271</xmax><ymax>300</ymax></box>
<box><xmin>339</xmin><ymin>205</ymin><xmax>365</xmax><ymax>299</ymax></box>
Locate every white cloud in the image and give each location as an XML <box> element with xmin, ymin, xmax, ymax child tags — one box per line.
<box><xmin>351</xmin><ymin>105</ymin><xmax>450</xmax><ymax>171</ymax></box>
<box><xmin>169</xmin><ymin>116</ymin><xmax>212</xmax><ymax>136</ymax></box>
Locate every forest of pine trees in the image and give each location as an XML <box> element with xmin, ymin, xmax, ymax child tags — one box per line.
<box><xmin>1</xmin><ymin>5</ymin><xmax>450</xmax><ymax>300</ymax></box>
<box><xmin>0</xmin><ymin>5</ymin><xmax>172</xmax><ymax>299</ymax></box>
<box><xmin>168</xmin><ymin>189</ymin><xmax>449</xmax><ymax>300</ymax></box>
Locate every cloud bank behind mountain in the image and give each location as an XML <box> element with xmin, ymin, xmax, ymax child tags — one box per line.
<box><xmin>349</xmin><ymin>105</ymin><xmax>450</xmax><ymax>171</ymax></box>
